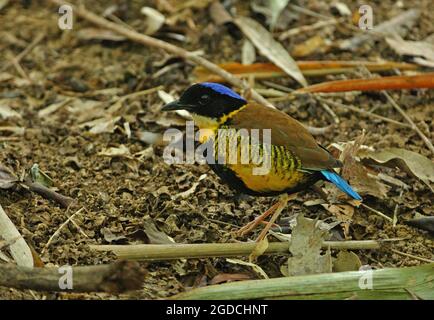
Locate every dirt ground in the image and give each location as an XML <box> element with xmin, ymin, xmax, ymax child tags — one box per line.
<box><xmin>0</xmin><ymin>0</ymin><xmax>433</xmax><ymax>299</ymax></box>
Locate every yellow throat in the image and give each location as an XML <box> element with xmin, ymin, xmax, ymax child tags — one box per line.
<box><xmin>190</xmin><ymin>104</ymin><xmax>247</xmax><ymax>143</ymax></box>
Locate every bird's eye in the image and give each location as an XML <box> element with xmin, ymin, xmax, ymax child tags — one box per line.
<box><xmin>199</xmin><ymin>94</ymin><xmax>210</xmax><ymax>105</ymax></box>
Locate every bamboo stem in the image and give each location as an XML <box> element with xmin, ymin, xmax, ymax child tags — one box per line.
<box><xmin>172</xmin><ymin>263</ymin><xmax>434</xmax><ymax>300</ymax></box>
<box><xmin>89</xmin><ymin>240</ymin><xmax>393</xmax><ymax>261</ymax></box>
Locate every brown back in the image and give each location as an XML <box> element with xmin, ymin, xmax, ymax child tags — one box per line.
<box><xmin>227</xmin><ymin>103</ymin><xmax>341</xmax><ymax>170</ymax></box>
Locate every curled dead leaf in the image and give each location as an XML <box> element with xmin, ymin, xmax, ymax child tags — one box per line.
<box><xmin>358</xmin><ymin>147</ymin><xmax>434</xmax><ymax>192</ymax></box>
<box><xmin>0</xmin><ymin>164</ymin><xmax>18</xmax><ymax>189</ymax></box>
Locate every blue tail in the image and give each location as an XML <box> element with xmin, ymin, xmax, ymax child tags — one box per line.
<box><xmin>320</xmin><ymin>170</ymin><xmax>362</xmax><ymax>200</ymax></box>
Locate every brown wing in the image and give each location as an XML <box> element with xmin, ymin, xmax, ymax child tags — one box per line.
<box><xmin>227</xmin><ymin>103</ymin><xmax>341</xmax><ymax>170</ymax></box>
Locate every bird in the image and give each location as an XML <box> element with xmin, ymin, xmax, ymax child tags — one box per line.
<box><xmin>162</xmin><ymin>82</ymin><xmax>361</xmax><ymax>240</ymax></box>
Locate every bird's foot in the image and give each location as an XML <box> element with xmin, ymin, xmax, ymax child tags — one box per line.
<box><xmin>255</xmin><ymin>194</ymin><xmax>290</xmax><ymax>242</ymax></box>
<box><xmin>237</xmin><ymin>201</ymin><xmax>280</xmax><ymax>236</ymax></box>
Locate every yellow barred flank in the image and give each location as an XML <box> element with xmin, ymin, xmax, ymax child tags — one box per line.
<box><xmin>211</xmin><ymin>129</ymin><xmax>308</xmax><ymax>193</ymax></box>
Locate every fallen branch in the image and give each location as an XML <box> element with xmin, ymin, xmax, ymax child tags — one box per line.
<box><xmin>172</xmin><ymin>263</ymin><xmax>434</xmax><ymax>300</ymax></box>
<box><xmin>0</xmin><ymin>260</ymin><xmax>145</xmax><ymax>293</ymax></box>
<box><xmin>89</xmin><ymin>240</ymin><xmax>395</xmax><ymax>261</ymax></box>
<box><xmin>194</xmin><ymin>61</ymin><xmax>418</xmax><ymax>82</ymax></box>
<box><xmin>296</xmin><ymin>73</ymin><xmax>434</xmax><ymax>93</ymax></box>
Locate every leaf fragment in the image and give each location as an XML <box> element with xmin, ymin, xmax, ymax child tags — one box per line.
<box><xmin>234</xmin><ymin>16</ymin><xmax>307</xmax><ymax>87</ymax></box>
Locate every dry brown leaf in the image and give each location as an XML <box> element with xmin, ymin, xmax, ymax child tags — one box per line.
<box><xmin>249</xmin><ymin>235</ymin><xmax>269</xmax><ymax>262</ymax></box>
<box><xmin>0</xmin><ymin>164</ymin><xmax>18</xmax><ymax>189</ymax></box>
<box><xmin>173</xmin><ymin>174</ymin><xmax>207</xmax><ymax>200</ymax></box>
<box><xmin>340</xmin><ymin>134</ymin><xmax>389</xmax><ymax>199</ymax></box>
<box><xmin>98</xmin><ymin>144</ymin><xmax>131</xmax><ymax>158</ymax></box>
<box><xmin>81</xmin><ymin>116</ymin><xmax>121</xmax><ymax>134</ymax></box>
<box><xmin>333</xmin><ymin>251</ymin><xmax>362</xmax><ymax>272</ymax></box>
<box><xmin>209</xmin><ymin>1</ymin><xmax>233</xmax><ymax>26</ymax></box>
<box><xmin>226</xmin><ymin>258</ymin><xmax>269</xmax><ymax>279</ymax></box>
<box><xmin>358</xmin><ymin>147</ymin><xmax>434</xmax><ymax>192</ymax></box>
<box><xmin>101</xmin><ymin>228</ymin><xmax>127</xmax><ymax>243</ymax></box>
<box><xmin>386</xmin><ymin>37</ymin><xmax>434</xmax><ymax>66</ymax></box>
<box><xmin>241</xmin><ymin>39</ymin><xmax>256</xmax><ymax>65</ymax></box>
<box><xmin>143</xmin><ymin>219</ymin><xmax>175</xmax><ymax>244</ymax></box>
<box><xmin>339</xmin><ymin>9</ymin><xmax>420</xmax><ymax>50</ymax></box>
<box><xmin>321</xmin><ymin>204</ymin><xmax>354</xmax><ymax>238</ymax></box>
<box><xmin>234</xmin><ymin>16</ymin><xmax>307</xmax><ymax>87</ymax></box>
<box><xmin>285</xmin><ymin>214</ymin><xmax>332</xmax><ymax>276</ymax></box>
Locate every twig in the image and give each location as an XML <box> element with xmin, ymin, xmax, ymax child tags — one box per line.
<box><xmin>361</xmin><ymin>203</ymin><xmax>393</xmax><ymax>222</ymax></box>
<box><xmin>1</xmin><ymin>33</ymin><xmax>45</xmax><ymax>72</ymax></box>
<box><xmin>391</xmin><ymin>248</ymin><xmax>434</xmax><ymax>264</ymax></box>
<box><xmin>317</xmin><ymin>97</ymin><xmax>411</xmax><ymax>128</ymax></box>
<box><xmin>279</xmin><ymin>19</ymin><xmax>341</xmax><ymax>40</ymax></box>
<box><xmin>383</xmin><ymin>91</ymin><xmax>434</xmax><ymax>155</ymax></box>
<box><xmin>89</xmin><ymin>239</ymin><xmax>393</xmax><ymax>261</ymax></box>
<box><xmin>10</xmin><ymin>57</ymin><xmax>30</xmax><ymax>81</ymax></box>
<box><xmin>319</xmin><ymin>101</ymin><xmax>340</xmax><ymax>124</ymax></box>
<box><xmin>0</xmin><ymin>261</ymin><xmax>145</xmax><ymax>293</ymax></box>
<box><xmin>42</xmin><ymin>207</ymin><xmax>85</xmax><ymax>255</ymax></box>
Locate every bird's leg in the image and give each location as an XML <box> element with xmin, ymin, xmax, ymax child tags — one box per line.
<box><xmin>255</xmin><ymin>193</ymin><xmax>290</xmax><ymax>242</ymax></box>
<box><xmin>237</xmin><ymin>201</ymin><xmax>281</xmax><ymax>236</ymax></box>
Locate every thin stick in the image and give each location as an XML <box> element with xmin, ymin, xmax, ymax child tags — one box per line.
<box><xmin>391</xmin><ymin>249</ymin><xmax>434</xmax><ymax>264</ymax></box>
<box><xmin>1</xmin><ymin>33</ymin><xmax>45</xmax><ymax>72</ymax></box>
<box><xmin>42</xmin><ymin>207</ymin><xmax>84</xmax><ymax>255</ymax></box>
<box><xmin>279</xmin><ymin>19</ymin><xmax>341</xmax><ymax>40</ymax></box>
<box><xmin>317</xmin><ymin>97</ymin><xmax>411</xmax><ymax>128</ymax></box>
<box><xmin>361</xmin><ymin>203</ymin><xmax>393</xmax><ymax>222</ymax></box>
<box><xmin>10</xmin><ymin>58</ymin><xmax>30</xmax><ymax>81</ymax></box>
<box><xmin>319</xmin><ymin>101</ymin><xmax>340</xmax><ymax>124</ymax></box>
<box><xmin>89</xmin><ymin>239</ymin><xmax>394</xmax><ymax>261</ymax></box>
<box><xmin>383</xmin><ymin>91</ymin><xmax>434</xmax><ymax>155</ymax></box>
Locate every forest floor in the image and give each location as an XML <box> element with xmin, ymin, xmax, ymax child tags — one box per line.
<box><xmin>0</xmin><ymin>0</ymin><xmax>433</xmax><ymax>299</ymax></box>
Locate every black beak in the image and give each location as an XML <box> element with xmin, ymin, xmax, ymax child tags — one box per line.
<box><xmin>162</xmin><ymin>100</ymin><xmax>193</xmax><ymax>111</ymax></box>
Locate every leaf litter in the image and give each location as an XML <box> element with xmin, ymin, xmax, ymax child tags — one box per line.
<box><xmin>0</xmin><ymin>0</ymin><xmax>433</xmax><ymax>299</ymax></box>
